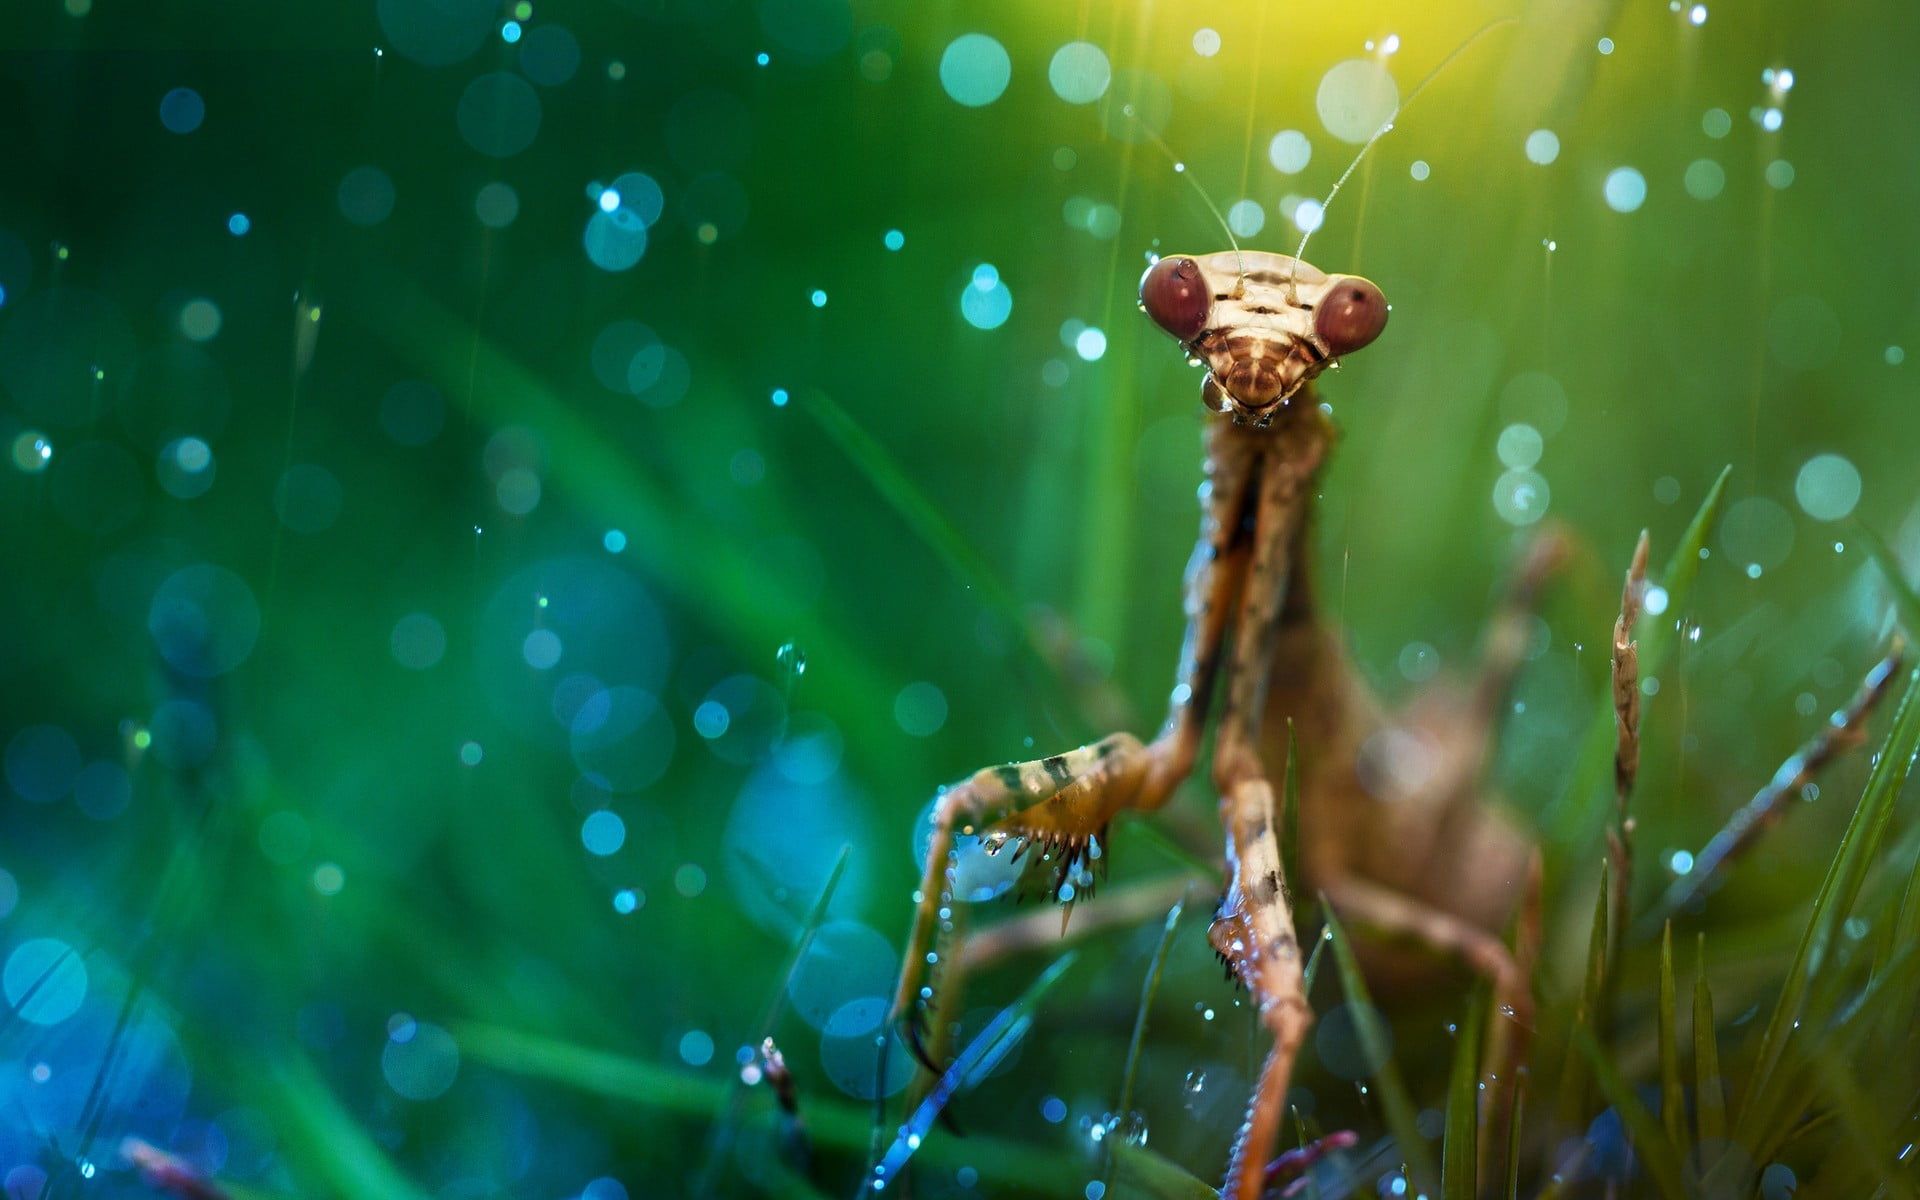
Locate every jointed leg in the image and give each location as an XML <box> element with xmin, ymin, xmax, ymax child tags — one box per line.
<box><xmin>1212</xmin><ymin>776</ymin><xmax>1312</xmax><ymax>1200</ymax></box>
<box><xmin>1319</xmin><ymin>872</ymin><xmax>1536</xmax><ymax>1196</ymax></box>
<box><xmin>887</xmin><ymin>432</ymin><xmax>1263</xmax><ymax>1061</ymax></box>
<box><xmin>1466</xmin><ymin>529</ymin><xmax>1571</xmax><ymax>726</ymax></box>
<box><xmin>1211</xmin><ymin>442</ymin><xmax>1317</xmax><ymax>1200</ymax></box>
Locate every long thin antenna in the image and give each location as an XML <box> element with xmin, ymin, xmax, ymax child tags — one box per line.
<box><xmin>1124</xmin><ymin>104</ymin><xmax>1245</xmax><ymax>282</ymax></box>
<box><xmin>1292</xmin><ymin>19</ymin><xmax>1518</xmax><ymax>291</ymax></box>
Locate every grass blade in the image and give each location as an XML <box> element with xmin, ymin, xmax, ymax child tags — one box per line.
<box><xmin>1110</xmin><ymin>1143</ymin><xmax>1220</xmax><ymax>1200</ymax></box>
<box><xmin>1542</xmin><ymin>467</ymin><xmax>1730</xmax><ymax>864</ymax></box>
<box><xmin>1857</xmin><ymin>520</ymin><xmax>1920</xmax><ymax>638</ymax></box>
<box><xmin>1109</xmin><ymin>894</ymin><xmax>1190</xmax><ymax>1188</ymax></box>
<box><xmin>1321</xmin><ymin>907</ymin><xmax>1438</xmax><ymax>1194</ymax></box>
<box><xmin>1638</xmin><ymin>650</ymin><xmax>1902</xmax><ymax>938</ymax></box>
<box><xmin>359</xmin><ymin>279</ymin><xmax>907</xmax><ymax>766</ymax></box>
<box><xmin>1637</xmin><ymin>465</ymin><xmax>1731</xmax><ymax>676</ymax></box>
<box><xmin>1440</xmin><ymin>989</ymin><xmax>1484</xmax><ymax>1200</ymax></box>
<box><xmin>697</xmin><ymin>843</ymin><xmax>851</xmax><ymax>1196</ymax></box>
<box><xmin>1891</xmin><ymin>834</ymin><xmax>1920</xmax><ymax>979</ymax></box>
<box><xmin>1570</xmin><ymin>1025</ymin><xmax>1687</xmax><ymax>1200</ymax></box>
<box><xmin>874</xmin><ymin>952</ymin><xmax>1080</xmax><ymax>1187</ymax></box>
<box><xmin>1502</xmin><ymin>1088</ymin><xmax>1524</xmax><ymax>1200</ymax></box>
<box><xmin>1734</xmin><ymin>664</ymin><xmax>1920</xmax><ymax>1145</ymax></box>
<box><xmin>1656</xmin><ymin>923</ymin><xmax>1688</xmax><ymax>1159</ymax></box>
<box><xmin>457</xmin><ymin>1022</ymin><xmax>1085</xmax><ymax>1192</ymax></box>
<box><xmin>1302</xmin><ymin>922</ymin><xmax>1326</xmax><ymax>998</ymax></box>
<box><xmin>800</xmin><ymin>388</ymin><xmax>1024</xmax><ymax>622</ymax></box>
<box><xmin>261</xmin><ymin>1055</ymin><xmax>432</xmax><ymax>1200</ymax></box>
<box><xmin>1555</xmin><ymin>864</ymin><xmax>1610</xmax><ymax>1125</ymax></box>
<box><xmin>1691</xmin><ymin>936</ymin><xmax>1724</xmax><ymax>1148</ymax></box>
<box><xmin>1811</xmin><ymin>1057</ymin><xmax>1920</xmax><ymax>1200</ymax></box>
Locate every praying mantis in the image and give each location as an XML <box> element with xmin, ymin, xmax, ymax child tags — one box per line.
<box><xmin>886</xmin><ymin>245</ymin><xmax>1560</xmax><ymax>1198</ymax></box>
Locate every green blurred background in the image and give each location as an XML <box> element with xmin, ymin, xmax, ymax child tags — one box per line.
<box><xmin>1</xmin><ymin>0</ymin><xmax>1916</xmax><ymax>1195</ymax></box>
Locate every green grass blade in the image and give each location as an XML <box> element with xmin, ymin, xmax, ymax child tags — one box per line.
<box><xmin>1830</xmin><ymin>945</ymin><xmax>1918</xmax><ymax>1058</ymax></box>
<box><xmin>875</xmin><ymin>952</ymin><xmax>1081</xmax><ymax>1186</ymax></box>
<box><xmin>261</xmin><ymin>1054</ymin><xmax>433</xmax><ymax>1200</ymax></box>
<box><xmin>1542</xmin><ymin>467</ymin><xmax>1730</xmax><ymax>862</ymax></box>
<box><xmin>800</xmin><ymin>388</ymin><xmax>1025</xmax><ymax>622</ymax></box>
<box><xmin>1503</xmin><ymin>1088</ymin><xmax>1524</xmax><ymax>1200</ymax></box>
<box><xmin>359</xmin><ymin>279</ymin><xmax>906</xmax><ymax>764</ymax></box>
<box><xmin>1441</xmin><ymin>990</ymin><xmax>1484</xmax><ymax>1200</ymax></box>
<box><xmin>1302</xmin><ymin>919</ymin><xmax>1326</xmax><ymax>996</ymax></box>
<box><xmin>1321</xmin><ymin>907</ymin><xmax>1438</xmax><ymax>1194</ymax></box>
<box><xmin>1889</xmin><ymin>833</ymin><xmax>1920</xmax><ymax>979</ymax></box>
<box><xmin>1637</xmin><ymin>464</ymin><xmax>1731</xmax><ymax>676</ymax></box>
<box><xmin>1110</xmin><ymin>894</ymin><xmax>1189</xmax><ymax>1187</ymax></box>
<box><xmin>696</xmin><ymin>843</ymin><xmax>851</xmax><ymax>1196</ymax></box>
<box><xmin>1110</xmin><ymin>1143</ymin><xmax>1220</xmax><ymax>1200</ymax></box>
<box><xmin>1555</xmin><ymin>864</ymin><xmax>1610</xmax><ymax>1124</ymax></box>
<box><xmin>1131</xmin><ymin>818</ymin><xmax>1226</xmax><ymax>881</ymax></box>
<box><xmin>1856</xmin><ymin>521</ymin><xmax>1920</xmax><ymax>638</ymax></box>
<box><xmin>1656</xmin><ymin>923</ymin><xmax>1687</xmax><ymax>1158</ymax></box>
<box><xmin>1811</xmin><ymin>1057</ymin><xmax>1920</xmax><ymax>1200</ymax></box>
<box><xmin>457</xmin><ymin>1021</ymin><xmax>1086</xmax><ymax>1192</ymax></box>
<box><xmin>1570</xmin><ymin>1025</ymin><xmax>1687</xmax><ymax>1200</ymax></box>
<box><xmin>1691</xmin><ymin>936</ymin><xmax>1724</xmax><ymax>1148</ymax></box>
<box><xmin>1734</xmin><ymin>663</ymin><xmax>1920</xmax><ymax>1144</ymax></box>
<box><xmin>1860</xmin><ymin>531</ymin><xmax>1920</xmax><ymax>964</ymax></box>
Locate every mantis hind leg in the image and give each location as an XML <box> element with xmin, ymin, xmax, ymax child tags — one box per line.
<box><xmin>1319</xmin><ymin>870</ymin><xmax>1538</xmax><ymax>1198</ymax></box>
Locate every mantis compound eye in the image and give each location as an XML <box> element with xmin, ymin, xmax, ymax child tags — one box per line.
<box><xmin>1139</xmin><ymin>255</ymin><xmax>1211</xmax><ymax>342</ymax></box>
<box><xmin>1314</xmin><ymin>276</ymin><xmax>1388</xmax><ymax>358</ymax></box>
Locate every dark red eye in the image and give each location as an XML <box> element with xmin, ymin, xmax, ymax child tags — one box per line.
<box><xmin>1314</xmin><ymin>276</ymin><xmax>1388</xmax><ymax>357</ymax></box>
<box><xmin>1139</xmin><ymin>256</ymin><xmax>1210</xmax><ymax>341</ymax></box>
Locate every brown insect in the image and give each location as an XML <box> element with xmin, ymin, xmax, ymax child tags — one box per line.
<box><xmin>887</xmin><ymin>246</ymin><xmax>1555</xmax><ymax>1197</ymax></box>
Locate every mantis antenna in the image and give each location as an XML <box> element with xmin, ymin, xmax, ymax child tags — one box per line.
<box><xmin>1121</xmin><ymin>101</ymin><xmax>1244</xmax><ymax>282</ymax></box>
<box><xmin>1290</xmin><ymin>18</ymin><xmax>1518</xmax><ymax>298</ymax></box>
<box><xmin>1124</xmin><ymin>104</ymin><xmax>1247</xmax><ymax>284</ymax></box>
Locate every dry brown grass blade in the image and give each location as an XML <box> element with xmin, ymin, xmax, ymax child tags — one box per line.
<box><xmin>1604</xmin><ymin>531</ymin><xmax>1649</xmax><ymax>1015</ymax></box>
<box><xmin>1637</xmin><ymin>644</ymin><xmax>1905</xmax><ymax>937</ymax></box>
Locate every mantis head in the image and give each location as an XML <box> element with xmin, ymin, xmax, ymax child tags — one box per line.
<box><xmin>1139</xmin><ymin>250</ymin><xmax>1388</xmax><ymax>423</ymax></box>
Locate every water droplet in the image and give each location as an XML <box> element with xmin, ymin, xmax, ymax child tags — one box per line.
<box><xmin>776</xmin><ymin>642</ymin><xmax>807</xmax><ymax>676</ymax></box>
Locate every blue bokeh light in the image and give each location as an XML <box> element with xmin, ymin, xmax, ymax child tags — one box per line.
<box><xmin>159</xmin><ymin>87</ymin><xmax>205</xmax><ymax>134</ymax></box>
<box><xmin>581</xmin><ymin>809</ymin><xmax>626</xmax><ymax>856</ymax></box>
<box><xmin>960</xmin><ymin>265</ymin><xmax>1012</xmax><ymax>330</ymax></box>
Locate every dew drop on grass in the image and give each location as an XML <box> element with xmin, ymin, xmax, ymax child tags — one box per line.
<box><xmin>776</xmin><ymin>641</ymin><xmax>807</xmax><ymax>676</ymax></box>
